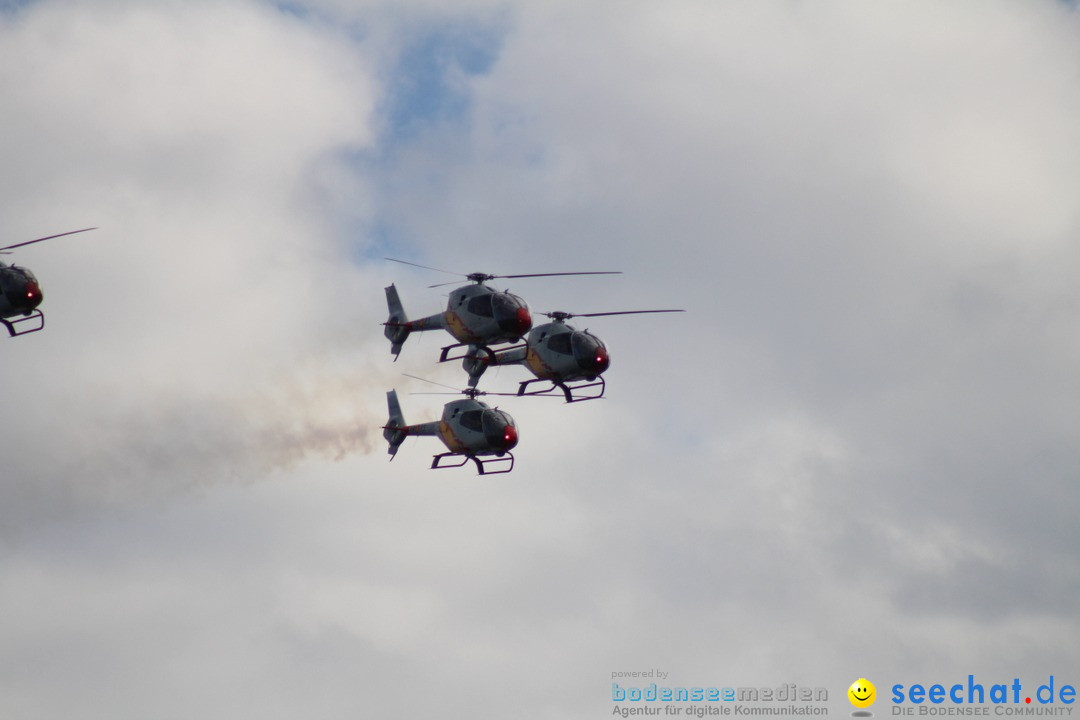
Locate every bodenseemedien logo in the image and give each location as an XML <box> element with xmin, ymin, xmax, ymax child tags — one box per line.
<box><xmin>610</xmin><ymin>677</ymin><xmax>829</xmax><ymax>717</ymax></box>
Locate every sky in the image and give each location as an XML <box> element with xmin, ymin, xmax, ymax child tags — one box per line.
<box><xmin>1</xmin><ymin>1</ymin><xmax>1078</xmax><ymax>718</ymax></box>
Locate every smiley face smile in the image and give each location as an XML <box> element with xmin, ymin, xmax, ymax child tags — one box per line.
<box><xmin>848</xmin><ymin>678</ymin><xmax>877</xmax><ymax>709</ymax></box>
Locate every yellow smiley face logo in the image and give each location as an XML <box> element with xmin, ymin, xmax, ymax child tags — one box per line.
<box><xmin>848</xmin><ymin>678</ymin><xmax>876</xmax><ymax>708</ymax></box>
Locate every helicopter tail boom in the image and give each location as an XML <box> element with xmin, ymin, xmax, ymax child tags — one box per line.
<box><xmin>383</xmin><ymin>390</ymin><xmax>443</xmax><ymax>460</ymax></box>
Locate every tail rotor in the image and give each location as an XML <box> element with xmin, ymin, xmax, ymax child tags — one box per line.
<box><xmin>383</xmin><ymin>284</ymin><xmax>411</xmax><ymax>359</ymax></box>
<box><xmin>383</xmin><ymin>390</ymin><xmax>408</xmax><ymax>458</ymax></box>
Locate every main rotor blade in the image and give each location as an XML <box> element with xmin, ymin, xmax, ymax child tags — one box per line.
<box><xmin>408</xmin><ymin>389</ymin><xmax>553</xmax><ymax>398</ymax></box>
<box><xmin>428</xmin><ymin>270</ymin><xmax>624</xmax><ymax>289</ymax></box>
<box><xmin>495</xmin><ymin>271</ymin><xmax>622</xmax><ymax>280</ymax></box>
<box><xmin>385</xmin><ymin>257</ymin><xmax>462</xmax><ymax>276</ymax></box>
<box><xmin>0</xmin><ymin>227</ymin><xmax>97</xmax><ymax>252</ymax></box>
<box><xmin>544</xmin><ymin>309</ymin><xmax>685</xmax><ymax>319</ymax></box>
<box><xmin>574</xmin><ymin>309</ymin><xmax>685</xmax><ymax>317</ymax></box>
<box><xmin>402</xmin><ymin>373</ymin><xmax>460</xmax><ymax>391</ymax></box>
<box><xmin>408</xmin><ymin>391</ymin><xmax>468</xmax><ymax>396</ymax></box>
<box><xmin>388</xmin><ymin>258</ymin><xmax>623</xmax><ymax>288</ymax></box>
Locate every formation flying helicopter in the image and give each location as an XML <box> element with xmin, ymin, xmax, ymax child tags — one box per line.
<box><xmin>461</xmin><ymin>308</ymin><xmax>685</xmax><ymax>402</ymax></box>
<box><xmin>383</xmin><ymin>386</ymin><xmax>519</xmax><ymax>475</ymax></box>
<box><xmin>0</xmin><ymin>227</ymin><xmax>96</xmax><ymax>337</ymax></box>
<box><xmin>380</xmin><ymin>257</ymin><xmax>684</xmax><ymax>474</ymax></box>
<box><xmin>383</xmin><ymin>257</ymin><xmax>619</xmax><ymax>361</ymax></box>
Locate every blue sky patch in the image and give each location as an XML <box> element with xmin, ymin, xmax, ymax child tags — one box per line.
<box><xmin>383</xmin><ymin>18</ymin><xmax>506</xmax><ymax>141</ymax></box>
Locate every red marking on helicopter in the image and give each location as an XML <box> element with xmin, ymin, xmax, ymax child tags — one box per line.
<box><xmin>509</xmin><ymin>306</ymin><xmax>531</xmax><ymax>337</ymax></box>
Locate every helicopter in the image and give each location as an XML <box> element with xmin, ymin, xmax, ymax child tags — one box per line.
<box><xmin>383</xmin><ymin>386</ymin><xmax>520</xmax><ymax>475</ymax></box>
<box><xmin>0</xmin><ymin>227</ymin><xmax>96</xmax><ymax>337</ymax></box>
<box><xmin>461</xmin><ymin>309</ymin><xmax>685</xmax><ymax>402</ymax></box>
<box><xmin>383</xmin><ymin>257</ymin><xmax>620</xmax><ymax>361</ymax></box>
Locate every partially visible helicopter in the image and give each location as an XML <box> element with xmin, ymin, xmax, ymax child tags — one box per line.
<box><xmin>0</xmin><ymin>227</ymin><xmax>96</xmax><ymax>337</ymax></box>
<box><xmin>461</xmin><ymin>309</ymin><xmax>685</xmax><ymax>402</ymax></box>
<box><xmin>383</xmin><ymin>258</ymin><xmax>619</xmax><ymax>361</ymax></box>
<box><xmin>383</xmin><ymin>387</ymin><xmax>520</xmax><ymax>475</ymax></box>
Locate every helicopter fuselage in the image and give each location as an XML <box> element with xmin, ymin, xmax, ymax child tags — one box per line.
<box><xmin>0</xmin><ymin>264</ymin><xmax>43</xmax><ymax>318</ymax></box>
<box><xmin>0</xmin><ymin>263</ymin><xmax>47</xmax><ymax>335</ymax></box>
<box><xmin>435</xmin><ymin>397</ymin><xmax>518</xmax><ymax>456</ymax></box>
<box><xmin>466</xmin><ymin>320</ymin><xmax>610</xmax><ymax>383</ymax></box>
<box><xmin>384</xmin><ymin>390</ymin><xmax>519</xmax><ymax>473</ymax></box>
<box><xmin>440</xmin><ymin>284</ymin><xmax>531</xmax><ymax>346</ymax></box>
<box><xmin>460</xmin><ymin>320</ymin><xmax>612</xmax><ymax>402</ymax></box>
<box><xmin>385</xmin><ymin>282</ymin><xmax>532</xmax><ymax>358</ymax></box>
<box><xmin>0</xmin><ymin>227</ymin><xmax>95</xmax><ymax>337</ymax></box>
<box><xmin>520</xmin><ymin>321</ymin><xmax>610</xmax><ymax>382</ymax></box>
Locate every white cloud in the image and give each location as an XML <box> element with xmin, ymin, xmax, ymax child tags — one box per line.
<box><xmin>0</xmin><ymin>0</ymin><xmax>384</xmax><ymax>527</ymax></box>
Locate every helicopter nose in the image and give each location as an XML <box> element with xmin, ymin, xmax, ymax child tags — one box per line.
<box><xmin>25</xmin><ymin>280</ymin><xmax>43</xmax><ymax>307</ymax></box>
<box><xmin>588</xmin><ymin>344</ymin><xmax>610</xmax><ymax>375</ymax></box>
<box><xmin>513</xmin><ymin>306</ymin><xmax>531</xmax><ymax>335</ymax></box>
<box><xmin>500</xmin><ymin>423</ymin><xmax>518</xmax><ymax>451</ymax></box>
<box><xmin>498</xmin><ymin>305</ymin><xmax>532</xmax><ymax>337</ymax></box>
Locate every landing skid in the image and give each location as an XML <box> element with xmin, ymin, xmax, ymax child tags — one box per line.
<box><xmin>1</xmin><ymin>310</ymin><xmax>44</xmax><ymax>337</ymax></box>
<box><xmin>431</xmin><ymin>451</ymin><xmax>515</xmax><ymax>475</ymax></box>
<box><xmin>439</xmin><ymin>341</ymin><xmax>525</xmax><ymax>363</ymax></box>
<box><xmin>517</xmin><ymin>376</ymin><xmax>606</xmax><ymax>403</ymax></box>
<box><xmin>439</xmin><ymin>342</ymin><xmax>469</xmax><ymax>363</ymax></box>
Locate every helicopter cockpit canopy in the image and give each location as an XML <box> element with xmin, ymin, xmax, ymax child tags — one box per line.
<box><xmin>0</xmin><ymin>265</ymin><xmax>42</xmax><ymax>307</ymax></box>
<box><xmin>571</xmin><ymin>331</ymin><xmax>610</xmax><ymax>376</ymax></box>
<box><xmin>457</xmin><ymin>406</ymin><xmax>519</xmax><ymax>451</ymax></box>
<box><xmin>493</xmin><ymin>292</ymin><xmax>531</xmax><ymax>337</ymax></box>
<box><xmin>465</xmin><ymin>291</ymin><xmax>531</xmax><ymax>337</ymax></box>
<box><xmin>483</xmin><ymin>408</ymin><xmax>518</xmax><ymax>451</ymax></box>
<box><xmin>546</xmin><ymin>329</ymin><xmax>610</xmax><ymax>375</ymax></box>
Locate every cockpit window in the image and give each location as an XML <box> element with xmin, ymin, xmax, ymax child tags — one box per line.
<box><xmin>482</xmin><ymin>409</ymin><xmax>515</xmax><ymax>444</ymax></box>
<box><xmin>459</xmin><ymin>410</ymin><xmax>484</xmax><ymax>432</ymax></box>
<box><xmin>491</xmin><ymin>293</ymin><xmax>518</xmax><ymax>318</ymax></box>
<box><xmin>467</xmin><ymin>294</ymin><xmax>494</xmax><ymax>318</ymax></box>
<box><xmin>0</xmin><ymin>268</ymin><xmax>28</xmax><ymax>293</ymax></box>
<box><xmin>547</xmin><ymin>332</ymin><xmax>573</xmax><ymax>355</ymax></box>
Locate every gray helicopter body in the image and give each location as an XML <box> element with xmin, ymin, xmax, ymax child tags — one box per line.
<box><xmin>461</xmin><ymin>309</ymin><xmax>683</xmax><ymax>401</ymax></box>
<box><xmin>384</xmin><ymin>282</ymin><xmax>531</xmax><ymax>359</ymax></box>
<box><xmin>383</xmin><ymin>389</ymin><xmax>519</xmax><ymax>474</ymax></box>
<box><xmin>0</xmin><ymin>228</ymin><xmax>96</xmax><ymax>337</ymax></box>
<box><xmin>464</xmin><ymin>318</ymin><xmax>610</xmax><ymax>396</ymax></box>
<box><xmin>0</xmin><ymin>262</ymin><xmax>45</xmax><ymax>335</ymax></box>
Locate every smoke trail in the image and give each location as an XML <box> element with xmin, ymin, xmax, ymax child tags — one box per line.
<box><xmin>0</xmin><ymin>358</ymin><xmax>400</xmax><ymax>536</ymax></box>
<box><xmin>106</xmin><ymin>365</ymin><xmax>389</xmax><ymax>486</ymax></box>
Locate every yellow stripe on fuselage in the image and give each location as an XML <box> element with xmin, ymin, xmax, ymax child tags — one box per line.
<box><xmin>445</xmin><ymin>311</ymin><xmax>481</xmax><ymax>344</ymax></box>
<box><xmin>438</xmin><ymin>420</ymin><xmax>468</xmax><ymax>453</ymax></box>
<box><xmin>525</xmin><ymin>347</ymin><xmax>556</xmax><ymax>379</ymax></box>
